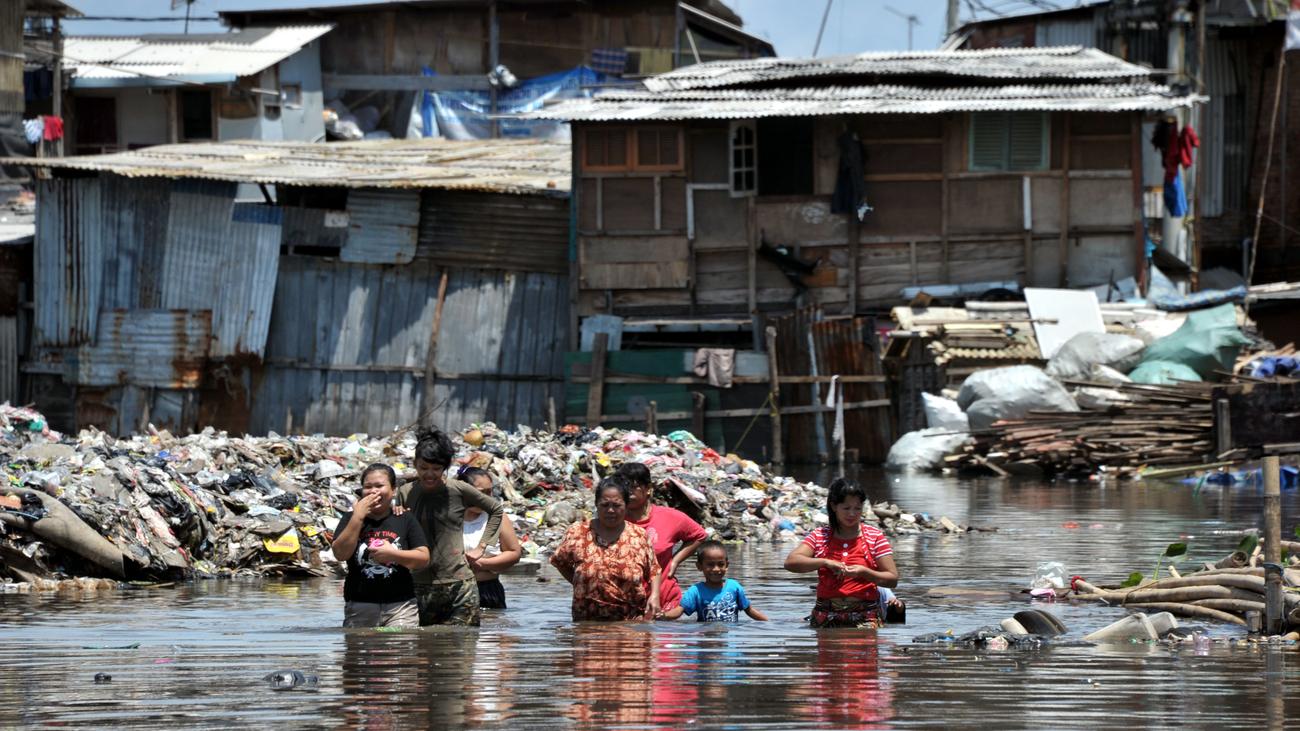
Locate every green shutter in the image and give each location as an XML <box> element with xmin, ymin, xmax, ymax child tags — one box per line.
<box><xmin>970</xmin><ymin>112</ymin><xmax>1008</xmax><ymax>171</ymax></box>
<box><xmin>1008</xmin><ymin>112</ymin><xmax>1048</xmax><ymax>171</ymax></box>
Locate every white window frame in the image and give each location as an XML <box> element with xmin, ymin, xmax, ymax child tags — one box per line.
<box><xmin>729</xmin><ymin>120</ymin><xmax>757</xmax><ymax>198</ymax></box>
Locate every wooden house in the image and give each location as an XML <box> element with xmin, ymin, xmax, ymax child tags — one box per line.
<box><xmin>533</xmin><ymin>47</ymin><xmax>1204</xmax><ymax>328</ymax></box>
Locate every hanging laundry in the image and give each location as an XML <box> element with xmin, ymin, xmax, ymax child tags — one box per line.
<box><xmin>1177</xmin><ymin>125</ymin><xmax>1199</xmax><ymax>169</ymax></box>
<box><xmin>41</xmin><ymin>115</ymin><xmax>63</xmax><ymax>141</ymax></box>
<box><xmin>692</xmin><ymin>348</ymin><xmax>736</xmax><ymax>389</ymax></box>
<box><xmin>1163</xmin><ymin>170</ymin><xmax>1188</xmax><ymax>217</ymax></box>
<box><xmin>831</xmin><ymin>130</ymin><xmax>871</xmax><ymax>220</ymax></box>
<box><xmin>590</xmin><ymin>48</ymin><xmax>628</xmax><ymax>76</ymax></box>
<box><xmin>23</xmin><ymin>117</ymin><xmax>44</xmax><ymax>145</ymax></box>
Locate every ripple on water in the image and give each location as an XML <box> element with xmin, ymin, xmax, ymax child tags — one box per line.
<box><xmin>1</xmin><ymin>471</ymin><xmax>1298</xmax><ymax>728</ymax></box>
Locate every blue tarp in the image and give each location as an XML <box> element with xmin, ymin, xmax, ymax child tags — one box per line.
<box><xmin>418</xmin><ymin>67</ymin><xmax>605</xmax><ymax>141</ymax></box>
<box><xmin>1147</xmin><ymin>264</ymin><xmax>1247</xmax><ymax>311</ymax></box>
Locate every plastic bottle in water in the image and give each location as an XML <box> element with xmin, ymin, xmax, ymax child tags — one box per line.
<box><xmin>264</xmin><ymin>670</ymin><xmax>319</xmax><ymax>691</ymax></box>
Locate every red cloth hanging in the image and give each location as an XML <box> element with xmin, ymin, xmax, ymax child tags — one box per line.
<box><xmin>1177</xmin><ymin>125</ymin><xmax>1199</xmax><ymax>169</ymax></box>
<box><xmin>41</xmin><ymin>115</ymin><xmax>63</xmax><ymax>141</ymax></box>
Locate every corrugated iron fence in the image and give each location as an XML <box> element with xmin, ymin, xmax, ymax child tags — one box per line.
<box><xmin>27</xmin><ymin>172</ymin><xmax>570</xmax><ymax>436</ymax></box>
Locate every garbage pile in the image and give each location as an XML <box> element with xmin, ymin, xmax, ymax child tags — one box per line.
<box><xmin>1</xmin><ymin>406</ymin><xmax>977</xmax><ymax>587</ymax></box>
<box><xmin>885</xmin><ymin>299</ymin><xmax>1284</xmax><ymax>477</ymax></box>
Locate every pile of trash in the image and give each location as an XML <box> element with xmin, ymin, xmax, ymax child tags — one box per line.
<box><xmin>1</xmin><ymin>406</ymin><xmax>977</xmax><ymax>587</ymax></box>
<box><xmin>885</xmin><ymin>301</ymin><xmax>1279</xmax><ymax>477</ymax></box>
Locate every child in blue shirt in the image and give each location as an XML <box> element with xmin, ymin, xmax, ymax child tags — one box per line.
<box><xmin>663</xmin><ymin>540</ymin><xmax>767</xmax><ymax>622</ymax></box>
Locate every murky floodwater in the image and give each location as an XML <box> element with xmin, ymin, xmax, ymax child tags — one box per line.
<box><xmin>3</xmin><ymin>471</ymin><xmax>1300</xmax><ymax>729</ymax></box>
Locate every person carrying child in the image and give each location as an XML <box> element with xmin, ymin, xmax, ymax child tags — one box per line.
<box><xmin>662</xmin><ymin>540</ymin><xmax>767</xmax><ymax>622</ymax></box>
<box><xmin>330</xmin><ymin>463</ymin><xmax>430</xmax><ymax>628</ymax></box>
<box><xmin>783</xmin><ymin>478</ymin><xmax>899</xmax><ymax>628</ymax></box>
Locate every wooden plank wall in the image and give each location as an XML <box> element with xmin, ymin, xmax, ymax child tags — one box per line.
<box><xmin>574</xmin><ymin>111</ymin><xmax>1140</xmax><ymax>319</ymax></box>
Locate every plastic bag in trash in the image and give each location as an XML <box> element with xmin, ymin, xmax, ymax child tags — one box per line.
<box><xmin>1135</xmin><ymin>303</ymin><xmax>1250</xmax><ymax>379</ymax></box>
<box><xmin>1031</xmin><ymin>561</ymin><xmax>1068</xmax><ymax>590</ymax></box>
<box><xmin>1045</xmin><ymin>332</ymin><xmax>1145</xmax><ymax>381</ymax></box>
<box><xmin>885</xmin><ymin>428</ymin><xmax>970</xmax><ymax>472</ymax></box>
<box><xmin>957</xmin><ymin>366</ymin><xmax>1078</xmax><ymax>431</ymax></box>
<box><xmin>1129</xmin><ymin>360</ymin><xmax>1201</xmax><ymax>385</ymax></box>
<box><xmin>921</xmin><ymin>392</ymin><xmax>968</xmax><ymax>431</ymax></box>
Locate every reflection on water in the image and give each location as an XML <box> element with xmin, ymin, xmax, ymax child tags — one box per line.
<box><xmin>2</xmin><ymin>471</ymin><xmax>1299</xmax><ymax>729</ymax></box>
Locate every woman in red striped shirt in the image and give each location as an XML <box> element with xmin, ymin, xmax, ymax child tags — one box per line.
<box><xmin>784</xmin><ymin>478</ymin><xmax>899</xmax><ymax>628</ymax></box>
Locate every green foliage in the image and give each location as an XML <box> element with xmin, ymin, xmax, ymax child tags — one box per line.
<box><xmin>1120</xmin><ymin>572</ymin><xmax>1144</xmax><ymax>588</ymax></box>
<box><xmin>1239</xmin><ymin>534</ymin><xmax>1259</xmax><ymax>556</ymax></box>
<box><xmin>1163</xmin><ymin>542</ymin><xmax>1187</xmax><ymax>558</ymax></box>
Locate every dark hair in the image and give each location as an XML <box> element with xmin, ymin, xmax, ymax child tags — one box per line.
<box><xmin>594</xmin><ymin>475</ymin><xmax>632</xmax><ymax>506</ymax></box>
<box><xmin>414</xmin><ymin>428</ymin><xmax>455</xmax><ymax>468</ymax></box>
<box><xmin>695</xmin><ymin>539</ymin><xmax>728</xmax><ymax>564</ymax></box>
<box><xmin>826</xmin><ymin>478</ymin><xmax>869</xmax><ymax>533</ymax></box>
<box><xmin>458</xmin><ymin>466</ymin><xmax>492</xmax><ymax>487</ymax></box>
<box><xmin>360</xmin><ymin>463</ymin><xmax>397</xmax><ymax>490</ymax></box>
<box><xmin>615</xmin><ymin>462</ymin><xmax>651</xmax><ymax>488</ymax></box>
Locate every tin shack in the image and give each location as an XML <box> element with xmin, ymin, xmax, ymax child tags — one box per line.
<box><xmin>13</xmin><ymin>137</ymin><xmax>571</xmax><ymax>437</ymax></box>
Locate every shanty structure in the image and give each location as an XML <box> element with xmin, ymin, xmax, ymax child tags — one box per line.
<box><xmin>525</xmin><ymin>46</ymin><xmax>1200</xmax><ymax>463</ymax></box>
<box><xmin>950</xmin><ymin>0</ymin><xmax>1300</xmax><ymax>286</ymax></box>
<box><xmin>10</xmin><ymin>138</ymin><xmax>571</xmax><ymax>437</ymax></box>
<box><xmin>35</xmin><ymin>25</ymin><xmax>334</xmax><ymax>155</ymax></box>
<box><xmin>219</xmin><ymin>0</ymin><xmax>775</xmax><ymax>138</ymax></box>
<box><xmin>2</xmin><ymin>0</ymin><xmax>79</xmax><ymax>165</ymax></box>
<box><xmin>535</xmin><ymin>46</ymin><xmax>1201</xmax><ymax>321</ymax></box>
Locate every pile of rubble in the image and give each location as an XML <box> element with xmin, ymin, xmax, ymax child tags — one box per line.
<box><xmin>1</xmin><ymin>405</ymin><xmax>976</xmax><ymax>588</ymax></box>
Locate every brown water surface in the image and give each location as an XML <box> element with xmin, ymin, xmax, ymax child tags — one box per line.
<box><xmin>2</xmin><ymin>471</ymin><xmax>1299</xmax><ymax>729</ymax></box>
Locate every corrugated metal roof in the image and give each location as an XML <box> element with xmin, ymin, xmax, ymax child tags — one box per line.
<box><xmin>60</xmin><ymin>25</ymin><xmax>333</xmax><ymax>86</ymax></box>
<box><xmin>8</xmin><ymin>138</ymin><xmax>571</xmax><ymax>196</ymax></box>
<box><xmin>643</xmin><ymin>46</ymin><xmax>1151</xmax><ymax>92</ymax></box>
<box><xmin>66</xmin><ymin>310</ymin><xmax>212</xmax><ymax>388</ymax></box>
<box><xmin>530</xmin><ymin>83</ymin><xmax>1204</xmax><ymax>121</ymax></box>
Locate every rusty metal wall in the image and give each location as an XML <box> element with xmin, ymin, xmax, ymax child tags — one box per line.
<box><xmin>65</xmin><ymin>309</ymin><xmax>212</xmax><ymax>389</ymax></box>
<box><xmin>99</xmin><ymin>175</ymin><xmax>172</xmax><ymax>309</ymax></box>
<box><xmin>159</xmin><ymin>181</ymin><xmax>281</xmax><ymax>357</ymax></box>
<box><xmin>34</xmin><ymin>177</ymin><xmax>103</xmax><ymax>348</ymax></box>
<box><xmin>417</xmin><ymin>190</ymin><xmax>569</xmax><ymax>274</ymax></box>
<box><xmin>251</xmin><ymin>257</ymin><xmax>568</xmax><ymax>436</ymax></box>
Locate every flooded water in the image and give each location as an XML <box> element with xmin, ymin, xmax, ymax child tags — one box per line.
<box><xmin>3</xmin><ymin>472</ymin><xmax>1300</xmax><ymax>729</ymax></box>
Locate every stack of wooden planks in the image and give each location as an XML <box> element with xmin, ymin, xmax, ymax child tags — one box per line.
<box><xmin>946</xmin><ymin>380</ymin><xmax>1217</xmax><ymax>477</ymax></box>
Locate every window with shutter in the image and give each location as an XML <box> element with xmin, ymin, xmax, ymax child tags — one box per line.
<box><xmin>969</xmin><ymin>112</ymin><xmax>1049</xmax><ymax>172</ymax></box>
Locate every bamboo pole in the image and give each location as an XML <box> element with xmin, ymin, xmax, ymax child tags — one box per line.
<box><xmin>1122</xmin><ymin>602</ymin><xmax>1246</xmax><ymax>625</ymax></box>
<box><xmin>765</xmin><ymin>326</ymin><xmax>784</xmax><ymax>466</ymax></box>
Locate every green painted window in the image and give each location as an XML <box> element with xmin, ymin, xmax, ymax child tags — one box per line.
<box><xmin>969</xmin><ymin>112</ymin><xmax>1049</xmax><ymax>171</ymax></box>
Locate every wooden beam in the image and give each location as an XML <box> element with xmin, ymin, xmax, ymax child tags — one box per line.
<box><xmin>1131</xmin><ymin>112</ymin><xmax>1147</xmax><ymax>291</ymax></box>
<box><xmin>585</xmin><ymin>332</ymin><xmax>608</xmax><ymax>427</ymax></box>
<box><xmin>420</xmin><ymin>270</ymin><xmax>450</xmax><ymax>426</ymax></box>
<box><xmin>322</xmin><ymin>74</ymin><xmax>492</xmax><ymax>91</ymax></box>
<box><xmin>848</xmin><ymin>216</ymin><xmax>860</xmax><ymax>315</ymax></box>
<box><xmin>940</xmin><ymin>116</ymin><xmax>951</xmax><ymax>282</ymax></box>
<box><xmin>568</xmin><ymin>370</ymin><xmax>887</xmax><ymax>385</ymax></box>
<box><xmin>765</xmin><ymin>325</ymin><xmax>784</xmax><ymax>465</ymax></box>
<box><xmin>1058</xmin><ymin>113</ymin><xmax>1072</xmax><ymax>288</ymax></box>
<box><xmin>599</xmin><ymin>398</ymin><xmax>890</xmax><ymax>423</ymax></box>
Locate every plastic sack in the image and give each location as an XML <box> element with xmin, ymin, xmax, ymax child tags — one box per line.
<box><xmin>922</xmin><ymin>392</ymin><xmax>969</xmax><ymax>431</ymax></box>
<box><xmin>1136</xmin><ymin>303</ymin><xmax>1250</xmax><ymax>378</ymax></box>
<box><xmin>1129</xmin><ymin>360</ymin><xmax>1201</xmax><ymax>385</ymax></box>
<box><xmin>1031</xmin><ymin>561</ymin><xmax>1068</xmax><ymax>590</ymax></box>
<box><xmin>956</xmin><ymin>366</ymin><xmax>1079</xmax><ymax>430</ymax></box>
<box><xmin>885</xmin><ymin>428</ymin><xmax>970</xmax><ymax>472</ymax></box>
<box><xmin>1045</xmin><ymin>332</ymin><xmax>1145</xmax><ymax>381</ymax></box>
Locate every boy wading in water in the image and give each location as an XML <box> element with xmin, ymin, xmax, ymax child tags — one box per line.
<box><xmin>398</xmin><ymin>428</ymin><xmax>504</xmax><ymax>626</ymax></box>
<box><xmin>662</xmin><ymin>540</ymin><xmax>767</xmax><ymax>622</ymax></box>
<box><xmin>331</xmin><ymin>463</ymin><xmax>430</xmax><ymax>628</ymax></box>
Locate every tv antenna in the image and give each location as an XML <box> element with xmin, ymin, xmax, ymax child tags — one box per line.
<box><xmin>884</xmin><ymin>5</ymin><xmax>920</xmax><ymax>51</ymax></box>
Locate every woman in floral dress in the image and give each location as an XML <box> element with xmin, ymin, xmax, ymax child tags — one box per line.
<box><xmin>551</xmin><ymin>476</ymin><xmax>662</xmax><ymax>621</ymax></box>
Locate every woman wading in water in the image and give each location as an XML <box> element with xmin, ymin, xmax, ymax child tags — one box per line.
<box><xmin>784</xmin><ymin>478</ymin><xmax>899</xmax><ymax>628</ymax></box>
<box><xmin>458</xmin><ymin>467</ymin><xmax>522</xmax><ymax>609</ymax></box>
<box><xmin>551</xmin><ymin>476</ymin><xmax>662</xmax><ymax>621</ymax></box>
